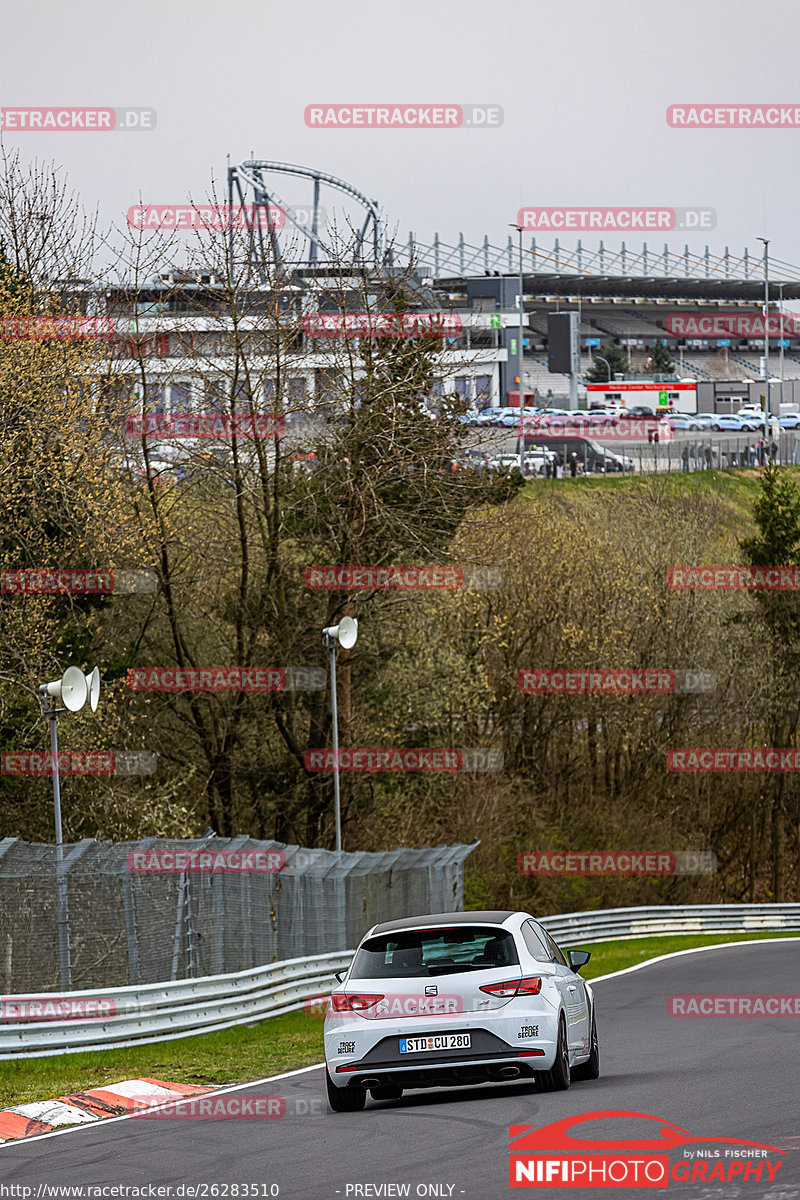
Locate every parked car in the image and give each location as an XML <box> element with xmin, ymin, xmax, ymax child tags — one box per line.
<box><xmin>594</xmin><ymin>446</ymin><xmax>635</xmax><ymax>472</ymax></box>
<box><xmin>324</xmin><ymin>909</ymin><xmax>598</xmax><ymax>1111</ymax></box>
<box><xmin>691</xmin><ymin>414</ymin><xmax>717</xmax><ymax>428</ymax></box>
<box><xmin>476</xmin><ymin>407</ymin><xmax>516</xmax><ymax>426</ymax></box>
<box><xmin>622</xmin><ymin>406</ymin><xmax>660</xmax><ymax>420</ymax></box>
<box><xmin>778</xmin><ymin>412</ymin><xmax>800</xmax><ymax>429</ymax></box>
<box><xmin>709</xmin><ymin>413</ymin><xmax>759</xmax><ymax>432</ymax></box>
<box><xmin>667</xmin><ymin>414</ymin><xmax>703</xmax><ymax>431</ymax></box>
<box><xmin>586</xmin><ymin>405</ymin><xmax>620</xmax><ymax>418</ymax></box>
<box><xmin>528</xmin><ymin>411</ymin><xmax>595</xmax><ymax>432</ymax></box>
<box><xmin>525</xmin><ymin>451</ymin><xmax>558</xmax><ymax>476</ymax></box>
<box><xmin>526</xmin><ymin>435</ymin><xmax>634</xmax><ymax>473</ymax></box>
<box><xmin>486</xmin><ymin>453</ymin><xmax>524</xmax><ymax>471</ymax></box>
<box><xmin>736</xmin><ymin>405</ymin><xmax>765</xmax><ymax>419</ymax></box>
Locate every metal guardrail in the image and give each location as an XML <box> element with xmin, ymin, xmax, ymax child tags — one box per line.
<box><xmin>0</xmin><ymin>951</ymin><xmax>352</xmax><ymax>1059</ymax></box>
<box><xmin>541</xmin><ymin>903</ymin><xmax>800</xmax><ymax>946</ymax></box>
<box><xmin>2</xmin><ymin>905</ymin><xmax>798</xmax><ymax>1058</ymax></box>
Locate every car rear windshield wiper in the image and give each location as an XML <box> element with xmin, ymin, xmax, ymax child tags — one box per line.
<box><xmin>425</xmin><ymin>962</ymin><xmax>496</xmax><ymax>975</ymax></box>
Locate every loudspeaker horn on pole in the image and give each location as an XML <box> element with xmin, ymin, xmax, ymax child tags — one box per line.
<box><xmin>43</xmin><ymin>666</ymin><xmax>88</xmax><ymax>712</ymax></box>
<box><xmin>85</xmin><ymin>666</ymin><xmax>101</xmax><ymax>712</ymax></box>
<box><xmin>323</xmin><ymin>617</ymin><xmax>358</xmax><ymax>650</ymax></box>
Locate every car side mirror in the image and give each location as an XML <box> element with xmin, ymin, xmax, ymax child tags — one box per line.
<box><xmin>567</xmin><ymin>949</ymin><xmax>591</xmax><ymax>971</ymax></box>
<box><xmin>333</xmin><ymin>969</ymin><xmax>347</xmax><ymax>983</ymax></box>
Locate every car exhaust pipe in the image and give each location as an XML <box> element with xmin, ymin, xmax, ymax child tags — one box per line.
<box><xmin>498</xmin><ymin>1066</ymin><xmax>521</xmax><ymax>1079</ymax></box>
<box><xmin>360</xmin><ymin>1078</ymin><xmax>382</xmax><ymax>1089</ymax></box>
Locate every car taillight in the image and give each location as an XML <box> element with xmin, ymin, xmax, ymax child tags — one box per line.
<box><xmin>479</xmin><ymin>976</ymin><xmax>542</xmax><ymax>998</ymax></box>
<box><xmin>331</xmin><ymin>993</ymin><xmax>384</xmax><ymax>1012</ymax></box>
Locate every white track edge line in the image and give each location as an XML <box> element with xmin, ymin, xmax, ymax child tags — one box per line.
<box><xmin>587</xmin><ymin>935</ymin><xmax>800</xmax><ymax>984</ymax></box>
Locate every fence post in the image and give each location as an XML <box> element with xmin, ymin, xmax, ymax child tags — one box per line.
<box><xmin>121</xmin><ymin>871</ymin><xmax>140</xmax><ymax>986</ymax></box>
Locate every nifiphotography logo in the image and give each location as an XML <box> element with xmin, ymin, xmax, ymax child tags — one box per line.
<box><xmin>508</xmin><ymin>1110</ymin><xmax>784</xmax><ymax>1188</ymax></box>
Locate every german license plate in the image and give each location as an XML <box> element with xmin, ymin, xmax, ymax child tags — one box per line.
<box><xmin>399</xmin><ymin>1033</ymin><xmax>471</xmax><ymax>1054</ymax></box>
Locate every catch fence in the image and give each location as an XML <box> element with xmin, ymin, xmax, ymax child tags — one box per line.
<box><xmin>0</xmin><ymin>836</ymin><xmax>476</xmax><ymax>993</ymax></box>
<box><xmin>526</xmin><ymin>431</ymin><xmax>800</xmax><ymax>477</ymax></box>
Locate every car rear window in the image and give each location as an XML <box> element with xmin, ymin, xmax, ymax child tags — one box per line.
<box><xmin>349</xmin><ymin>926</ymin><xmax>520</xmax><ymax>978</ymax></box>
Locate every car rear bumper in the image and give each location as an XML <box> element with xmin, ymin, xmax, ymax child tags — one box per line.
<box><xmin>330</xmin><ymin>1050</ymin><xmax>548</xmax><ymax>1090</ymax></box>
<box><xmin>325</xmin><ymin>1022</ymin><xmax>560</xmax><ymax>1089</ymax></box>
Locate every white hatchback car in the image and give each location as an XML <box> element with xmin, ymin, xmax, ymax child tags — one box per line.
<box><xmin>323</xmin><ymin>910</ymin><xmax>598</xmax><ymax>1111</ymax></box>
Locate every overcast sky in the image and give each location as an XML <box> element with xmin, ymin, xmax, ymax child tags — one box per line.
<box><xmin>3</xmin><ymin>0</ymin><xmax>800</xmax><ymax>271</ymax></box>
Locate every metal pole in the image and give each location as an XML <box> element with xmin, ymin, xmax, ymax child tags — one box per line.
<box><xmin>329</xmin><ymin>638</ymin><xmax>342</xmax><ymax>852</ymax></box>
<box><xmin>779</xmin><ymin>281</ymin><xmax>785</xmax><ymax>395</ymax></box>
<box><xmin>758</xmin><ymin>237</ymin><xmax>770</xmax><ymax>445</ymax></box>
<box><xmin>49</xmin><ymin>708</ymin><xmax>72</xmax><ymax>988</ymax></box>
<box><xmin>596</xmin><ymin>356</ymin><xmax>613</xmax><ymax>383</ymax></box>
<box><xmin>517</xmin><ymin>225</ymin><xmax>525</xmax><ymax>475</ymax></box>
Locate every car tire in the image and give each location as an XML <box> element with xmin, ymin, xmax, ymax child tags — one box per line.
<box><xmin>369</xmin><ymin>1085</ymin><xmax>403</xmax><ymax>1102</ymax></box>
<box><xmin>326</xmin><ymin>1072</ymin><xmax>367</xmax><ymax>1112</ymax></box>
<box><xmin>572</xmin><ymin>1010</ymin><xmax>600</xmax><ymax>1081</ymax></box>
<box><xmin>537</xmin><ymin>1015</ymin><xmax>570</xmax><ymax>1092</ymax></box>
<box><xmin>711</xmin><ymin>424</ymin><xmax>721</xmax><ymax>431</ymax></box>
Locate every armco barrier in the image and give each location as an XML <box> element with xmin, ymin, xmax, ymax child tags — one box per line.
<box><xmin>541</xmin><ymin>902</ymin><xmax>800</xmax><ymax>946</ymax></box>
<box><xmin>2</xmin><ymin>904</ymin><xmax>798</xmax><ymax>1058</ymax></box>
<box><xmin>0</xmin><ymin>951</ymin><xmax>352</xmax><ymax>1059</ymax></box>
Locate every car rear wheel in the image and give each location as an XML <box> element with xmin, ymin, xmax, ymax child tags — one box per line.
<box><xmin>326</xmin><ymin>1072</ymin><xmax>366</xmax><ymax>1112</ymax></box>
<box><xmin>711</xmin><ymin>424</ymin><xmax>721</xmax><ymax>431</ymax></box>
<box><xmin>572</xmin><ymin>1011</ymin><xmax>600</xmax><ymax>1081</ymax></box>
<box><xmin>537</xmin><ymin>1015</ymin><xmax>570</xmax><ymax>1092</ymax></box>
<box><xmin>369</xmin><ymin>1085</ymin><xmax>403</xmax><ymax>1101</ymax></box>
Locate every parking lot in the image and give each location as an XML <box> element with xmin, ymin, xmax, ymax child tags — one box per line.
<box><xmin>462</xmin><ymin>422</ymin><xmax>799</xmax><ymax>475</ymax></box>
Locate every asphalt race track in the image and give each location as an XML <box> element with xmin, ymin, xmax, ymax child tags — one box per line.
<box><xmin>2</xmin><ymin>940</ymin><xmax>798</xmax><ymax>1199</ymax></box>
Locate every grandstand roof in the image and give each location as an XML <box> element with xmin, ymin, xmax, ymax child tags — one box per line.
<box><xmin>438</xmin><ymin>274</ymin><xmax>800</xmax><ymax>303</ymax></box>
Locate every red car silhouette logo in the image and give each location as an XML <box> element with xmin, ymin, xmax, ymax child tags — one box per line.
<box><xmin>510</xmin><ymin>1110</ymin><xmax>782</xmax><ymax>1155</ymax></box>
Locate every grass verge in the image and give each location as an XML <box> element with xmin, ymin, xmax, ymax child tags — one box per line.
<box><xmin>0</xmin><ymin>930</ymin><xmax>796</xmax><ymax>1110</ymax></box>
